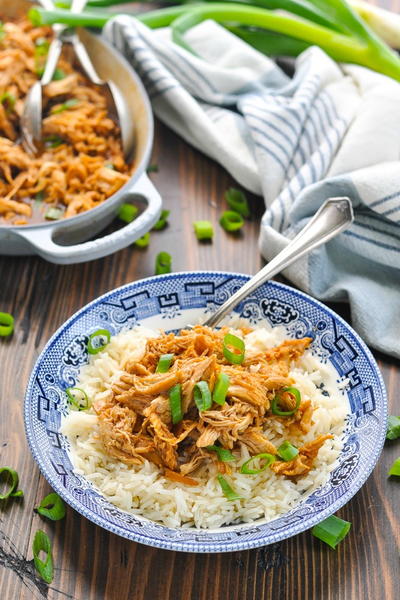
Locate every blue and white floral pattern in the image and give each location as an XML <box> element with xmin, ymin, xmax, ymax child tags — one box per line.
<box><xmin>24</xmin><ymin>272</ymin><xmax>387</xmax><ymax>553</ymax></box>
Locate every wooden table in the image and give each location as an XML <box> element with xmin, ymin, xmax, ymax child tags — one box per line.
<box><xmin>1</xmin><ymin>19</ymin><xmax>400</xmax><ymax>600</ymax></box>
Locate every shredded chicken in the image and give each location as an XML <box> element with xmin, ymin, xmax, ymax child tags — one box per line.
<box><xmin>92</xmin><ymin>326</ymin><xmax>332</xmax><ymax>485</ymax></box>
<box><xmin>0</xmin><ymin>18</ymin><xmax>130</xmax><ymax>225</ymax></box>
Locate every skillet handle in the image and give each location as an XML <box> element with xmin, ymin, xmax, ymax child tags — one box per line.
<box><xmin>16</xmin><ymin>174</ymin><xmax>161</xmax><ymax>265</ymax></box>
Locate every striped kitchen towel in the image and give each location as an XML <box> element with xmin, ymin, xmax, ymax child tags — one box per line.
<box><xmin>104</xmin><ymin>17</ymin><xmax>400</xmax><ymax>358</ymax></box>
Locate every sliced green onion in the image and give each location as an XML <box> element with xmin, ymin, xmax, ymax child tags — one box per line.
<box><xmin>0</xmin><ymin>467</ymin><xmax>23</xmax><ymax>500</ymax></box>
<box><xmin>0</xmin><ymin>312</ymin><xmax>14</xmax><ymax>337</ymax></box>
<box><xmin>217</xmin><ymin>474</ymin><xmax>243</xmax><ymax>501</ymax></box>
<box><xmin>44</xmin><ymin>135</ymin><xmax>64</xmax><ymax>148</ymax></box>
<box><xmin>35</xmin><ymin>190</ymin><xmax>45</xmax><ymax>202</ymax></box>
<box><xmin>153</xmin><ymin>209</ymin><xmax>170</xmax><ymax>231</ymax></box>
<box><xmin>194</xmin><ymin>380</ymin><xmax>212</xmax><ymax>412</ymax></box>
<box><xmin>134</xmin><ymin>233</ymin><xmax>150</xmax><ymax>248</ymax></box>
<box><xmin>219</xmin><ymin>210</ymin><xmax>244</xmax><ymax>232</ymax></box>
<box><xmin>212</xmin><ymin>372</ymin><xmax>230</xmax><ymax>405</ymax></box>
<box><xmin>45</xmin><ymin>207</ymin><xmax>64</xmax><ymax>220</ymax></box>
<box><xmin>225</xmin><ymin>188</ymin><xmax>250</xmax><ymax>218</ymax></box>
<box><xmin>35</xmin><ymin>37</ymin><xmax>50</xmax><ymax>56</ymax></box>
<box><xmin>105</xmin><ymin>163</ymin><xmax>114</xmax><ymax>170</ymax></box>
<box><xmin>223</xmin><ymin>333</ymin><xmax>245</xmax><ymax>364</ymax></box>
<box><xmin>240</xmin><ymin>453</ymin><xmax>276</xmax><ymax>474</ymax></box>
<box><xmin>277</xmin><ymin>441</ymin><xmax>299</xmax><ymax>461</ymax></box>
<box><xmin>271</xmin><ymin>386</ymin><xmax>301</xmax><ymax>416</ymax></box>
<box><xmin>146</xmin><ymin>163</ymin><xmax>159</xmax><ymax>173</ymax></box>
<box><xmin>388</xmin><ymin>457</ymin><xmax>400</xmax><ymax>476</ymax></box>
<box><xmin>206</xmin><ymin>445</ymin><xmax>236</xmax><ymax>462</ymax></box>
<box><xmin>87</xmin><ymin>329</ymin><xmax>111</xmax><ymax>354</ymax></box>
<box><xmin>35</xmin><ymin>492</ymin><xmax>66</xmax><ymax>521</ymax></box>
<box><xmin>155</xmin><ymin>251</ymin><xmax>172</xmax><ymax>275</ymax></box>
<box><xmin>169</xmin><ymin>383</ymin><xmax>183</xmax><ymax>425</ymax></box>
<box><xmin>311</xmin><ymin>515</ymin><xmax>351</xmax><ymax>549</ymax></box>
<box><xmin>0</xmin><ymin>21</ymin><xmax>5</xmax><ymax>41</ymax></box>
<box><xmin>53</xmin><ymin>67</ymin><xmax>66</xmax><ymax>80</ymax></box>
<box><xmin>33</xmin><ymin>530</ymin><xmax>54</xmax><ymax>584</ymax></box>
<box><xmin>386</xmin><ymin>415</ymin><xmax>400</xmax><ymax>440</ymax></box>
<box><xmin>66</xmin><ymin>387</ymin><xmax>90</xmax><ymax>411</ymax></box>
<box><xmin>0</xmin><ymin>92</ymin><xmax>16</xmax><ymax>111</ymax></box>
<box><xmin>51</xmin><ymin>98</ymin><xmax>79</xmax><ymax>114</ymax></box>
<box><xmin>156</xmin><ymin>353</ymin><xmax>174</xmax><ymax>373</ymax></box>
<box><xmin>193</xmin><ymin>220</ymin><xmax>214</xmax><ymax>241</ymax></box>
<box><xmin>118</xmin><ymin>202</ymin><xmax>138</xmax><ymax>223</ymax></box>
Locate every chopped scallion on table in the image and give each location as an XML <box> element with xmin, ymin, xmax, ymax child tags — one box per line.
<box><xmin>169</xmin><ymin>383</ymin><xmax>183</xmax><ymax>424</ymax></box>
<box><xmin>194</xmin><ymin>380</ymin><xmax>212</xmax><ymax>412</ymax></box>
<box><xmin>156</xmin><ymin>353</ymin><xmax>174</xmax><ymax>373</ymax></box>
<box><xmin>225</xmin><ymin>187</ymin><xmax>250</xmax><ymax>217</ymax></box>
<box><xmin>271</xmin><ymin>386</ymin><xmax>301</xmax><ymax>416</ymax></box>
<box><xmin>0</xmin><ymin>312</ymin><xmax>14</xmax><ymax>337</ymax></box>
<box><xmin>277</xmin><ymin>441</ymin><xmax>299</xmax><ymax>461</ymax></box>
<box><xmin>66</xmin><ymin>387</ymin><xmax>90</xmax><ymax>411</ymax></box>
<box><xmin>87</xmin><ymin>329</ymin><xmax>111</xmax><ymax>354</ymax></box>
<box><xmin>153</xmin><ymin>209</ymin><xmax>170</xmax><ymax>230</ymax></box>
<box><xmin>0</xmin><ymin>467</ymin><xmax>23</xmax><ymax>500</ymax></box>
<box><xmin>219</xmin><ymin>210</ymin><xmax>244</xmax><ymax>232</ymax></box>
<box><xmin>193</xmin><ymin>220</ymin><xmax>214</xmax><ymax>240</ymax></box>
<box><xmin>223</xmin><ymin>333</ymin><xmax>245</xmax><ymax>364</ymax></box>
<box><xmin>118</xmin><ymin>203</ymin><xmax>138</xmax><ymax>223</ymax></box>
<box><xmin>206</xmin><ymin>445</ymin><xmax>236</xmax><ymax>462</ymax></box>
<box><xmin>386</xmin><ymin>415</ymin><xmax>400</xmax><ymax>440</ymax></box>
<box><xmin>35</xmin><ymin>492</ymin><xmax>66</xmax><ymax>521</ymax></box>
<box><xmin>240</xmin><ymin>453</ymin><xmax>275</xmax><ymax>474</ymax></box>
<box><xmin>388</xmin><ymin>457</ymin><xmax>400</xmax><ymax>476</ymax></box>
<box><xmin>311</xmin><ymin>515</ymin><xmax>351</xmax><ymax>549</ymax></box>
<box><xmin>155</xmin><ymin>251</ymin><xmax>172</xmax><ymax>275</ymax></box>
<box><xmin>147</xmin><ymin>163</ymin><xmax>159</xmax><ymax>173</ymax></box>
<box><xmin>33</xmin><ymin>530</ymin><xmax>54</xmax><ymax>584</ymax></box>
<box><xmin>135</xmin><ymin>233</ymin><xmax>150</xmax><ymax>248</ymax></box>
<box><xmin>212</xmin><ymin>372</ymin><xmax>230</xmax><ymax>405</ymax></box>
<box><xmin>217</xmin><ymin>474</ymin><xmax>243</xmax><ymax>501</ymax></box>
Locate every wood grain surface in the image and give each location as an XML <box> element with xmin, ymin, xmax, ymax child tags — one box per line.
<box><xmin>1</xmin><ymin>11</ymin><xmax>400</xmax><ymax>600</ymax></box>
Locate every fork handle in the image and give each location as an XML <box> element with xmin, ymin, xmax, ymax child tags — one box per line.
<box><xmin>41</xmin><ymin>37</ymin><xmax>63</xmax><ymax>85</ymax></box>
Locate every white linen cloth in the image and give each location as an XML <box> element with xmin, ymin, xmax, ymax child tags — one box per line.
<box><xmin>104</xmin><ymin>16</ymin><xmax>400</xmax><ymax>358</ymax></box>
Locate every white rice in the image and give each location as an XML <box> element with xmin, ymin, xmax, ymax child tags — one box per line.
<box><xmin>60</xmin><ymin>324</ymin><xmax>349</xmax><ymax>529</ymax></box>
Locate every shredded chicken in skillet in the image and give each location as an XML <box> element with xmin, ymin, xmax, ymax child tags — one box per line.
<box><xmin>93</xmin><ymin>325</ymin><xmax>334</xmax><ymax>485</ymax></box>
<box><xmin>0</xmin><ymin>18</ymin><xmax>129</xmax><ymax>225</ymax></box>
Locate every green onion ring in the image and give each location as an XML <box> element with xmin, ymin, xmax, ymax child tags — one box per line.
<box><xmin>217</xmin><ymin>475</ymin><xmax>243</xmax><ymax>501</ymax></box>
<box><xmin>388</xmin><ymin>457</ymin><xmax>400</xmax><ymax>476</ymax></box>
<box><xmin>311</xmin><ymin>515</ymin><xmax>351</xmax><ymax>549</ymax></box>
<box><xmin>223</xmin><ymin>333</ymin><xmax>245</xmax><ymax>364</ymax></box>
<box><xmin>156</xmin><ymin>353</ymin><xmax>174</xmax><ymax>373</ymax></box>
<box><xmin>153</xmin><ymin>209</ymin><xmax>170</xmax><ymax>231</ymax></box>
<box><xmin>240</xmin><ymin>453</ymin><xmax>276</xmax><ymax>474</ymax></box>
<box><xmin>193</xmin><ymin>220</ymin><xmax>214</xmax><ymax>241</ymax></box>
<box><xmin>118</xmin><ymin>203</ymin><xmax>138</xmax><ymax>223</ymax></box>
<box><xmin>0</xmin><ymin>312</ymin><xmax>14</xmax><ymax>337</ymax></box>
<box><xmin>219</xmin><ymin>210</ymin><xmax>244</xmax><ymax>232</ymax></box>
<box><xmin>66</xmin><ymin>387</ymin><xmax>90</xmax><ymax>411</ymax></box>
<box><xmin>169</xmin><ymin>384</ymin><xmax>183</xmax><ymax>425</ymax></box>
<box><xmin>212</xmin><ymin>372</ymin><xmax>230</xmax><ymax>405</ymax></box>
<box><xmin>225</xmin><ymin>188</ymin><xmax>250</xmax><ymax>218</ymax></box>
<box><xmin>135</xmin><ymin>232</ymin><xmax>150</xmax><ymax>248</ymax></box>
<box><xmin>277</xmin><ymin>441</ymin><xmax>299</xmax><ymax>461</ymax></box>
<box><xmin>35</xmin><ymin>492</ymin><xmax>66</xmax><ymax>521</ymax></box>
<box><xmin>206</xmin><ymin>445</ymin><xmax>236</xmax><ymax>462</ymax></box>
<box><xmin>155</xmin><ymin>251</ymin><xmax>172</xmax><ymax>275</ymax></box>
<box><xmin>33</xmin><ymin>530</ymin><xmax>54</xmax><ymax>583</ymax></box>
<box><xmin>194</xmin><ymin>380</ymin><xmax>212</xmax><ymax>412</ymax></box>
<box><xmin>271</xmin><ymin>386</ymin><xmax>301</xmax><ymax>416</ymax></box>
<box><xmin>0</xmin><ymin>467</ymin><xmax>23</xmax><ymax>500</ymax></box>
<box><xmin>87</xmin><ymin>329</ymin><xmax>111</xmax><ymax>355</ymax></box>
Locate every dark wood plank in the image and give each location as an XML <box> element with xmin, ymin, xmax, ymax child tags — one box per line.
<box><xmin>1</xmin><ymin>9</ymin><xmax>400</xmax><ymax>600</ymax></box>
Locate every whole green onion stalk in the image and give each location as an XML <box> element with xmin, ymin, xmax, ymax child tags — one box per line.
<box><xmin>29</xmin><ymin>0</ymin><xmax>400</xmax><ymax>81</ymax></box>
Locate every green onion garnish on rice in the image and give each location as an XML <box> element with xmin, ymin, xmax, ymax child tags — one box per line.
<box><xmin>223</xmin><ymin>333</ymin><xmax>245</xmax><ymax>364</ymax></box>
<box><xmin>277</xmin><ymin>441</ymin><xmax>299</xmax><ymax>461</ymax></box>
<box><xmin>35</xmin><ymin>492</ymin><xmax>66</xmax><ymax>521</ymax></box>
<box><xmin>194</xmin><ymin>381</ymin><xmax>212</xmax><ymax>412</ymax></box>
<box><xmin>271</xmin><ymin>386</ymin><xmax>301</xmax><ymax>416</ymax></box>
<box><xmin>311</xmin><ymin>515</ymin><xmax>351</xmax><ymax>549</ymax></box>
<box><xmin>169</xmin><ymin>384</ymin><xmax>183</xmax><ymax>424</ymax></box>
<box><xmin>87</xmin><ymin>329</ymin><xmax>111</xmax><ymax>354</ymax></box>
<box><xmin>217</xmin><ymin>475</ymin><xmax>243</xmax><ymax>501</ymax></box>
<box><xmin>156</xmin><ymin>353</ymin><xmax>174</xmax><ymax>373</ymax></box>
<box><xmin>212</xmin><ymin>372</ymin><xmax>230</xmax><ymax>405</ymax></box>
<box><xmin>66</xmin><ymin>387</ymin><xmax>90</xmax><ymax>411</ymax></box>
<box><xmin>0</xmin><ymin>467</ymin><xmax>23</xmax><ymax>500</ymax></box>
<box><xmin>206</xmin><ymin>445</ymin><xmax>236</xmax><ymax>462</ymax></box>
<box><xmin>240</xmin><ymin>453</ymin><xmax>276</xmax><ymax>474</ymax></box>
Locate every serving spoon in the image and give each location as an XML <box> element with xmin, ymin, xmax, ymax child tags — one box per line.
<box><xmin>203</xmin><ymin>197</ymin><xmax>354</xmax><ymax>328</ymax></box>
<box><xmin>21</xmin><ymin>0</ymin><xmax>134</xmax><ymax>159</ymax></box>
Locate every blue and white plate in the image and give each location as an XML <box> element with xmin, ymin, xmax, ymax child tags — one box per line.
<box><xmin>24</xmin><ymin>272</ymin><xmax>387</xmax><ymax>553</ymax></box>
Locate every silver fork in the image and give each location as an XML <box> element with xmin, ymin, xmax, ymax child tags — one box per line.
<box><xmin>21</xmin><ymin>0</ymin><xmax>134</xmax><ymax>159</ymax></box>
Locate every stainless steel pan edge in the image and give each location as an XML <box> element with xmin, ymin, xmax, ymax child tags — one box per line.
<box><xmin>0</xmin><ymin>0</ymin><xmax>162</xmax><ymax>264</ymax></box>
